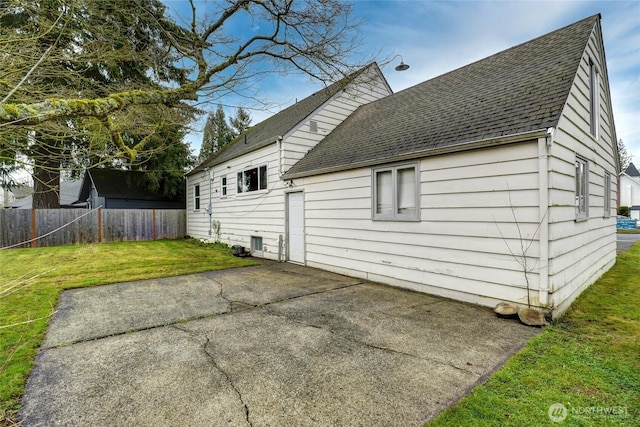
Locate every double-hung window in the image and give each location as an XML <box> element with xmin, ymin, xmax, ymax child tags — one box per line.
<box><xmin>194</xmin><ymin>184</ymin><xmax>200</xmax><ymax>210</ymax></box>
<box><xmin>237</xmin><ymin>165</ymin><xmax>267</xmax><ymax>194</ymax></box>
<box><xmin>575</xmin><ymin>156</ymin><xmax>588</xmax><ymax>220</ymax></box>
<box><xmin>373</xmin><ymin>163</ymin><xmax>419</xmax><ymax>221</ymax></box>
<box><xmin>603</xmin><ymin>173</ymin><xmax>611</xmax><ymax>218</ymax></box>
<box><xmin>221</xmin><ymin>176</ymin><xmax>227</xmax><ymax>197</ymax></box>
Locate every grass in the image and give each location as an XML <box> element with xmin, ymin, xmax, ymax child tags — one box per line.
<box><xmin>0</xmin><ymin>239</ymin><xmax>256</xmax><ymax>421</ymax></box>
<box><xmin>616</xmin><ymin>229</ymin><xmax>640</xmax><ymax>234</ymax></box>
<box><xmin>429</xmin><ymin>243</ymin><xmax>640</xmax><ymax>426</ymax></box>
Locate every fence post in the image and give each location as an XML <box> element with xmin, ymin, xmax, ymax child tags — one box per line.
<box><xmin>152</xmin><ymin>209</ymin><xmax>157</xmax><ymax>241</ymax></box>
<box><xmin>98</xmin><ymin>208</ymin><xmax>102</xmax><ymax>243</ymax></box>
<box><xmin>31</xmin><ymin>209</ymin><xmax>37</xmax><ymax>248</ymax></box>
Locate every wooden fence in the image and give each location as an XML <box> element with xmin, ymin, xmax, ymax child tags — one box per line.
<box><xmin>0</xmin><ymin>209</ymin><xmax>186</xmax><ymax>249</ymax></box>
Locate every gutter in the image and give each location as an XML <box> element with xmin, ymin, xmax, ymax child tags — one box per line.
<box><xmin>283</xmin><ymin>129</ymin><xmax>549</xmax><ymax>180</ymax></box>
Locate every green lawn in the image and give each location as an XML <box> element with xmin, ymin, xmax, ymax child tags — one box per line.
<box><xmin>429</xmin><ymin>243</ymin><xmax>640</xmax><ymax>426</ymax></box>
<box><xmin>616</xmin><ymin>229</ymin><xmax>640</xmax><ymax>234</ymax></box>
<box><xmin>0</xmin><ymin>239</ymin><xmax>256</xmax><ymax>421</ymax></box>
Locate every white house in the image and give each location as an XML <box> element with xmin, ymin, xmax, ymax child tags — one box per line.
<box><xmin>619</xmin><ymin>163</ymin><xmax>640</xmax><ymax>220</ymax></box>
<box><xmin>186</xmin><ymin>64</ymin><xmax>393</xmax><ymax>258</ymax></box>
<box><xmin>187</xmin><ymin>15</ymin><xmax>618</xmax><ymax>319</ymax></box>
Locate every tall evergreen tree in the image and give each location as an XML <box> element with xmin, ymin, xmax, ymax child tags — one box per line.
<box><xmin>617</xmin><ymin>139</ymin><xmax>631</xmax><ymax>171</ymax></box>
<box><xmin>230</xmin><ymin>107</ymin><xmax>252</xmax><ymax>136</ymax></box>
<box><xmin>199</xmin><ymin>105</ymin><xmax>233</xmax><ymax>160</ymax></box>
<box><xmin>1</xmin><ymin>0</ymin><xmax>189</xmax><ymax>207</ymax></box>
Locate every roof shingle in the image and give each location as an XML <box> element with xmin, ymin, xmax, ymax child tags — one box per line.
<box><xmin>284</xmin><ymin>15</ymin><xmax>599</xmax><ymax>178</ymax></box>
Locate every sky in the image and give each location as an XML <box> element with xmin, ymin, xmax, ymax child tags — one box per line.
<box><xmin>167</xmin><ymin>0</ymin><xmax>640</xmax><ymax>168</ymax></box>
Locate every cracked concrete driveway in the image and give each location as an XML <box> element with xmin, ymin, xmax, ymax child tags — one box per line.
<box><xmin>21</xmin><ymin>261</ymin><xmax>539</xmax><ymax>426</ymax></box>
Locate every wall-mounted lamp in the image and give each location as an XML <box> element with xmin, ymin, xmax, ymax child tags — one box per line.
<box><xmin>391</xmin><ymin>54</ymin><xmax>410</xmax><ymax>72</ymax></box>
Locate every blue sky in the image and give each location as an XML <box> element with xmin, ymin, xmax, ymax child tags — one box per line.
<box><xmin>168</xmin><ymin>0</ymin><xmax>639</xmax><ymax>167</ymax></box>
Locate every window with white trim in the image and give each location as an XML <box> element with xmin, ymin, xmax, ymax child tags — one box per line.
<box><xmin>237</xmin><ymin>165</ymin><xmax>267</xmax><ymax>193</ymax></box>
<box><xmin>604</xmin><ymin>172</ymin><xmax>611</xmax><ymax>217</ymax></box>
<box><xmin>373</xmin><ymin>163</ymin><xmax>419</xmax><ymax>221</ymax></box>
<box><xmin>221</xmin><ymin>176</ymin><xmax>227</xmax><ymax>197</ymax></box>
<box><xmin>575</xmin><ymin>157</ymin><xmax>588</xmax><ymax>219</ymax></box>
<box><xmin>194</xmin><ymin>184</ymin><xmax>200</xmax><ymax>210</ymax></box>
<box><xmin>589</xmin><ymin>59</ymin><xmax>599</xmax><ymax>139</ymax></box>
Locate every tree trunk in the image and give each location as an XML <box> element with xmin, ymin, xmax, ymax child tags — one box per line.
<box><xmin>32</xmin><ymin>138</ymin><xmax>61</xmax><ymax>209</ymax></box>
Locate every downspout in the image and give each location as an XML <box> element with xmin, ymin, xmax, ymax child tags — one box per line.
<box><xmin>537</xmin><ymin>128</ymin><xmax>553</xmax><ymax>307</ymax></box>
<box><xmin>205</xmin><ymin>168</ymin><xmax>213</xmax><ymax>237</ymax></box>
<box><xmin>277</xmin><ymin>136</ymin><xmax>284</xmax><ymax>176</ymax></box>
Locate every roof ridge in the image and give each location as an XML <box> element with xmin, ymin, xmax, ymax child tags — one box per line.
<box><xmin>285</xmin><ymin>14</ymin><xmax>601</xmax><ymax>179</ymax></box>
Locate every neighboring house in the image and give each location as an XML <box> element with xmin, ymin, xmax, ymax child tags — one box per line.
<box><xmin>77</xmin><ymin>169</ymin><xmax>185</xmax><ymax>209</ymax></box>
<box><xmin>4</xmin><ymin>181</ymin><xmax>86</xmax><ymax>209</ymax></box>
<box><xmin>187</xmin><ymin>15</ymin><xmax>617</xmax><ymax>319</ymax></box>
<box><xmin>619</xmin><ymin>162</ymin><xmax>640</xmax><ymax>220</ymax></box>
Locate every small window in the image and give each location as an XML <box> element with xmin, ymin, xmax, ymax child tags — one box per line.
<box><xmin>221</xmin><ymin>176</ymin><xmax>227</xmax><ymax>197</ymax></box>
<box><xmin>589</xmin><ymin>59</ymin><xmax>599</xmax><ymax>139</ymax></box>
<box><xmin>309</xmin><ymin>120</ymin><xmax>318</xmax><ymax>133</ymax></box>
<box><xmin>194</xmin><ymin>184</ymin><xmax>200</xmax><ymax>210</ymax></box>
<box><xmin>575</xmin><ymin>157</ymin><xmax>588</xmax><ymax>220</ymax></box>
<box><xmin>373</xmin><ymin>163</ymin><xmax>419</xmax><ymax>221</ymax></box>
<box><xmin>251</xmin><ymin>236</ymin><xmax>263</xmax><ymax>254</ymax></box>
<box><xmin>237</xmin><ymin>165</ymin><xmax>267</xmax><ymax>193</ymax></box>
<box><xmin>604</xmin><ymin>173</ymin><xmax>611</xmax><ymax>218</ymax></box>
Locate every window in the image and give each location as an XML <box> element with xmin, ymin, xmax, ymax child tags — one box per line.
<box><xmin>251</xmin><ymin>236</ymin><xmax>263</xmax><ymax>254</ymax></box>
<box><xmin>309</xmin><ymin>120</ymin><xmax>318</xmax><ymax>133</ymax></box>
<box><xmin>221</xmin><ymin>176</ymin><xmax>227</xmax><ymax>197</ymax></box>
<box><xmin>194</xmin><ymin>184</ymin><xmax>200</xmax><ymax>210</ymax></box>
<box><xmin>589</xmin><ymin>59</ymin><xmax>599</xmax><ymax>138</ymax></box>
<box><xmin>237</xmin><ymin>165</ymin><xmax>267</xmax><ymax>193</ymax></box>
<box><xmin>575</xmin><ymin>157</ymin><xmax>588</xmax><ymax>219</ymax></box>
<box><xmin>604</xmin><ymin>173</ymin><xmax>611</xmax><ymax>217</ymax></box>
<box><xmin>373</xmin><ymin>163</ymin><xmax>419</xmax><ymax>221</ymax></box>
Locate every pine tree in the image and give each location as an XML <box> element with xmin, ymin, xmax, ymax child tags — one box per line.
<box><xmin>199</xmin><ymin>105</ymin><xmax>233</xmax><ymax>160</ymax></box>
<box><xmin>230</xmin><ymin>107</ymin><xmax>252</xmax><ymax>136</ymax></box>
<box><xmin>617</xmin><ymin>139</ymin><xmax>631</xmax><ymax>171</ymax></box>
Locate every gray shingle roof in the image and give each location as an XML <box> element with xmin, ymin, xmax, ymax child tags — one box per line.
<box><xmin>5</xmin><ymin>181</ymin><xmax>84</xmax><ymax>209</ymax></box>
<box><xmin>188</xmin><ymin>64</ymin><xmax>382</xmax><ymax>176</ymax></box>
<box><xmin>625</xmin><ymin>162</ymin><xmax>640</xmax><ymax>177</ymax></box>
<box><xmin>78</xmin><ymin>169</ymin><xmax>180</xmax><ymax>201</ymax></box>
<box><xmin>284</xmin><ymin>15</ymin><xmax>599</xmax><ymax>179</ymax></box>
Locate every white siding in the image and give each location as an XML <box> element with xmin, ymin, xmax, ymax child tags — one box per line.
<box><xmin>297</xmin><ymin>142</ymin><xmax>543</xmax><ymax>309</ymax></box>
<box><xmin>282</xmin><ymin>68</ymin><xmax>391</xmax><ymax>172</ymax></box>
<box><xmin>548</xmin><ymin>23</ymin><xmax>617</xmax><ymax>316</ymax></box>
<box><xmin>187</xmin><ymin>145</ymin><xmax>285</xmax><ymax>261</ymax></box>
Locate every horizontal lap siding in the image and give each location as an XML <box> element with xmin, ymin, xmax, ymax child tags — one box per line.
<box><xmin>547</xmin><ymin>25</ymin><xmax>617</xmax><ymax>315</ymax></box>
<box><xmin>187</xmin><ymin>146</ymin><xmax>284</xmax><ymax>260</ymax></box>
<box><xmin>283</xmin><ymin>72</ymin><xmax>391</xmax><ymax>171</ymax></box>
<box><xmin>300</xmin><ymin>142</ymin><xmax>541</xmax><ymax>308</ymax></box>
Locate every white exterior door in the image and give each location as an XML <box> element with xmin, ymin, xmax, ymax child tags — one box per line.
<box><xmin>287</xmin><ymin>192</ymin><xmax>305</xmax><ymax>263</ymax></box>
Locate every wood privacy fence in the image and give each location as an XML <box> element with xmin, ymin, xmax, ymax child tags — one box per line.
<box><xmin>0</xmin><ymin>209</ymin><xmax>186</xmax><ymax>249</ymax></box>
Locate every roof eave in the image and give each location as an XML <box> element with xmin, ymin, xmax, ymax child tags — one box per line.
<box><xmin>283</xmin><ymin>129</ymin><xmax>548</xmax><ymax>180</ymax></box>
<box><xmin>186</xmin><ymin>137</ymin><xmax>280</xmax><ymax>176</ymax></box>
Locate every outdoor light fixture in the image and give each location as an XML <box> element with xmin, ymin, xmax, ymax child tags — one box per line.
<box><xmin>391</xmin><ymin>54</ymin><xmax>410</xmax><ymax>71</ymax></box>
